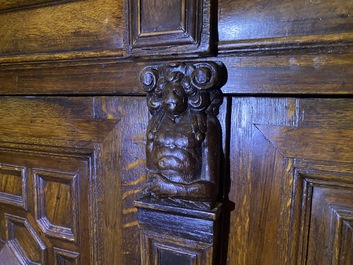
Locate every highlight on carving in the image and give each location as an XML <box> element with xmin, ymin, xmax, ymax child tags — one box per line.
<box><xmin>139</xmin><ymin>62</ymin><xmax>226</xmax><ymax>210</ymax></box>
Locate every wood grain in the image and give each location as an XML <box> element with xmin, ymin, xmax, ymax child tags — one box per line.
<box><xmin>218</xmin><ymin>0</ymin><xmax>353</xmax><ymax>44</ymax></box>
<box><xmin>0</xmin><ymin>0</ymin><xmax>124</xmax><ymax>57</ymax></box>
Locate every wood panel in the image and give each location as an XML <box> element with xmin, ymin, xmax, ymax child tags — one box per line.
<box><xmin>0</xmin><ymin>0</ymin><xmax>82</xmax><ymax>13</ymax></box>
<box><xmin>1</xmin><ymin>53</ymin><xmax>353</xmax><ymax>95</ymax></box>
<box><xmin>0</xmin><ymin>96</ymin><xmax>149</xmax><ymax>264</ymax></box>
<box><xmin>218</xmin><ymin>0</ymin><xmax>353</xmax><ymax>52</ymax></box>
<box><xmin>290</xmin><ymin>169</ymin><xmax>353</xmax><ymax>265</ymax></box>
<box><xmin>227</xmin><ymin>97</ymin><xmax>353</xmax><ymax>265</ymax></box>
<box><xmin>126</xmin><ymin>0</ymin><xmax>214</xmax><ymax>56</ymax></box>
<box><xmin>0</xmin><ymin>0</ymin><xmax>123</xmax><ymax>58</ymax></box>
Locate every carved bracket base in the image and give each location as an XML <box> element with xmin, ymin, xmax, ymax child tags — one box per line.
<box><xmin>134</xmin><ymin>200</ymin><xmax>222</xmax><ymax>265</ymax></box>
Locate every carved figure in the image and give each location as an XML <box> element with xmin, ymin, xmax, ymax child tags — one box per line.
<box><xmin>139</xmin><ymin>62</ymin><xmax>225</xmax><ymax>210</ymax></box>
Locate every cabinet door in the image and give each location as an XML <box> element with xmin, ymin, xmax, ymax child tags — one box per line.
<box><xmin>226</xmin><ymin>97</ymin><xmax>353</xmax><ymax>265</ymax></box>
<box><xmin>0</xmin><ymin>96</ymin><xmax>148</xmax><ymax>265</ymax></box>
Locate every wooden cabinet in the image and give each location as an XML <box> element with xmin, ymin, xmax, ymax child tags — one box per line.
<box><xmin>0</xmin><ymin>0</ymin><xmax>352</xmax><ymax>264</ymax></box>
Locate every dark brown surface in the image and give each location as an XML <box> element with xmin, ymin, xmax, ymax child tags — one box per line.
<box><xmin>0</xmin><ymin>0</ymin><xmax>352</xmax><ymax>264</ymax></box>
<box><xmin>139</xmin><ymin>62</ymin><xmax>224</xmax><ymax>209</ymax></box>
<box><xmin>0</xmin><ymin>0</ymin><xmax>124</xmax><ymax>57</ymax></box>
<box><xmin>218</xmin><ymin>0</ymin><xmax>353</xmax><ymax>50</ymax></box>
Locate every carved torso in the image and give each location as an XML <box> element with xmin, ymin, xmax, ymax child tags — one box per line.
<box><xmin>148</xmin><ymin>111</ymin><xmax>202</xmax><ymax>183</ymax></box>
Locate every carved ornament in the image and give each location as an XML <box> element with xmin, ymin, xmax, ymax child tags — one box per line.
<box><xmin>139</xmin><ymin>62</ymin><xmax>226</xmax><ymax>210</ymax></box>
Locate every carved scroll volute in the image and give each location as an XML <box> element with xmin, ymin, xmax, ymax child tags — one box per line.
<box><xmin>139</xmin><ymin>62</ymin><xmax>226</xmax><ymax>210</ymax></box>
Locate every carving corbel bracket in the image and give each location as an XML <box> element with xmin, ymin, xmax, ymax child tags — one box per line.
<box><xmin>135</xmin><ymin>62</ymin><xmax>227</xmax><ymax>265</ymax></box>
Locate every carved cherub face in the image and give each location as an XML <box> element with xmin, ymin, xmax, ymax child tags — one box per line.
<box><xmin>162</xmin><ymin>83</ymin><xmax>187</xmax><ymax>116</ymax></box>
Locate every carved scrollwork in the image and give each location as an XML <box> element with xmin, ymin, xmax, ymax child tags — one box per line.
<box><xmin>139</xmin><ymin>62</ymin><xmax>226</xmax><ymax>210</ymax></box>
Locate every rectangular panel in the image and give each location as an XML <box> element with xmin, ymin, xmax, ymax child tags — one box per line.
<box><xmin>0</xmin><ymin>164</ymin><xmax>26</xmax><ymax>208</ymax></box>
<box><xmin>291</xmin><ymin>170</ymin><xmax>353</xmax><ymax>265</ymax></box>
<box><xmin>218</xmin><ymin>0</ymin><xmax>353</xmax><ymax>52</ymax></box>
<box><xmin>0</xmin><ymin>0</ymin><xmax>123</xmax><ymax>60</ymax></box>
<box><xmin>126</xmin><ymin>0</ymin><xmax>214</xmax><ymax>55</ymax></box>
<box><xmin>140</xmin><ymin>0</ymin><xmax>184</xmax><ymax>34</ymax></box>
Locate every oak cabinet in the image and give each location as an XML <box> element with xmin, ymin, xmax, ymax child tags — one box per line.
<box><xmin>0</xmin><ymin>0</ymin><xmax>352</xmax><ymax>264</ymax></box>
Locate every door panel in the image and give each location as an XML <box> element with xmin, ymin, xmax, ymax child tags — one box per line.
<box><xmin>227</xmin><ymin>97</ymin><xmax>353</xmax><ymax>265</ymax></box>
<box><xmin>0</xmin><ymin>96</ymin><xmax>148</xmax><ymax>264</ymax></box>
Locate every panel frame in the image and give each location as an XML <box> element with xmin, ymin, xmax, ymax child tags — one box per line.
<box><xmin>125</xmin><ymin>0</ymin><xmax>215</xmax><ymax>56</ymax></box>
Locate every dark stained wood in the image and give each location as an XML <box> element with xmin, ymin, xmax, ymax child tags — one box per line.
<box><xmin>93</xmin><ymin>96</ymin><xmax>148</xmax><ymax>265</ymax></box>
<box><xmin>1</xmin><ymin>52</ymin><xmax>353</xmax><ymax>95</ymax></box>
<box><xmin>227</xmin><ymin>97</ymin><xmax>353</xmax><ymax>264</ymax></box>
<box><xmin>0</xmin><ymin>0</ymin><xmax>352</xmax><ymax>264</ymax></box>
<box><xmin>227</xmin><ymin>97</ymin><xmax>296</xmax><ymax>265</ymax></box>
<box><xmin>289</xmin><ymin>169</ymin><xmax>353</xmax><ymax>265</ymax></box>
<box><xmin>0</xmin><ymin>0</ymin><xmax>124</xmax><ymax>57</ymax></box>
<box><xmin>0</xmin><ymin>0</ymin><xmax>81</xmax><ymax>13</ymax></box>
<box><xmin>218</xmin><ymin>0</ymin><xmax>353</xmax><ymax>50</ymax></box>
<box><xmin>135</xmin><ymin>62</ymin><xmax>225</xmax><ymax>264</ymax></box>
<box><xmin>126</xmin><ymin>0</ymin><xmax>215</xmax><ymax>56</ymax></box>
<box><xmin>0</xmin><ymin>96</ymin><xmax>147</xmax><ymax>264</ymax></box>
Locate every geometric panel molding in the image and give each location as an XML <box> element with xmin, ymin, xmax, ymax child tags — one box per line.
<box><xmin>136</xmin><ymin>201</ymin><xmax>220</xmax><ymax>265</ymax></box>
<box><xmin>54</xmin><ymin>247</ymin><xmax>80</xmax><ymax>265</ymax></box>
<box><xmin>5</xmin><ymin>214</ymin><xmax>47</xmax><ymax>265</ymax></box>
<box><xmin>33</xmin><ymin>170</ymin><xmax>79</xmax><ymax>242</ymax></box>
<box><xmin>0</xmin><ymin>163</ymin><xmax>27</xmax><ymax>209</ymax></box>
<box><xmin>126</xmin><ymin>0</ymin><xmax>213</xmax><ymax>56</ymax></box>
<box><xmin>330</xmin><ymin>208</ymin><xmax>353</xmax><ymax>265</ymax></box>
<box><xmin>142</xmin><ymin>232</ymin><xmax>210</xmax><ymax>265</ymax></box>
<box><xmin>290</xmin><ymin>169</ymin><xmax>353</xmax><ymax>265</ymax></box>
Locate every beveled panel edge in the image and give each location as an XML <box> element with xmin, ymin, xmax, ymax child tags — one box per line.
<box><xmin>33</xmin><ymin>169</ymin><xmax>79</xmax><ymax>242</ymax></box>
<box><xmin>53</xmin><ymin>247</ymin><xmax>80</xmax><ymax>265</ymax></box>
<box><xmin>288</xmin><ymin>168</ymin><xmax>353</xmax><ymax>264</ymax></box>
<box><xmin>125</xmin><ymin>0</ymin><xmax>215</xmax><ymax>57</ymax></box>
<box><xmin>330</xmin><ymin>208</ymin><xmax>353</xmax><ymax>265</ymax></box>
<box><xmin>0</xmin><ymin>0</ymin><xmax>84</xmax><ymax>13</ymax></box>
<box><xmin>141</xmin><ymin>230</ymin><xmax>213</xmax><ymax>265</ymax></box>
<box><xmin>5</xmin><ymin>213</ymin><xmax>47</xmax><ymax>264</ymax></box>
<box><xmin>0</xmin><ymin>163</ymin><xmax>27</xmax><ymax>209</ymax></box>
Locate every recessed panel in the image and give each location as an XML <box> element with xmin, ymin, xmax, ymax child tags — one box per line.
<box><xmin>292</xmin><ymin>170</ymin><xmax>353</xmax><ymax>265</ymax></box>
<box><xmin>140</xmin><ymin>0</ymin><xmax>183</xmax><ymax>35</ymax></box>
<box><xmin>158</xmin><ymin>247</ymin><xmax>196</xmax><ymax>265</ymax></box>
<box><xmin>54</xmin><ymin>247</ymin><xmax>80</xmax><ymax>265</ymax></box>
<box><xmin>0</xmin><ymin>164</ymin><xmax>26</xmax><ymax>208</ymax></box>
<box><xmin>5</xmin><ymin>214</ymin><xmax>47</xmax><ymax>264</ymax></box>
<box><xmin>34</xmin><ymin>170</ymin><xmax>78</xmax><ymax>242</ymax></box>
<box><xmin>308</xmin><ymin>186</ymin><xmax>353</xmax><ymax>265</ymax></box>
<box><xmin>141</xmin><ymin>231</ymin><xmax>214</xmax><ymax>265</ymax></box>
<box><xmin>127</xmin><ymin>0</ymin><xmax>213</xmax><ymax>55</ymax></box>
<box><xmin>331</xmin><ymin>209</ymin><xmax>353</xmax><ymax>264</ymax></box>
